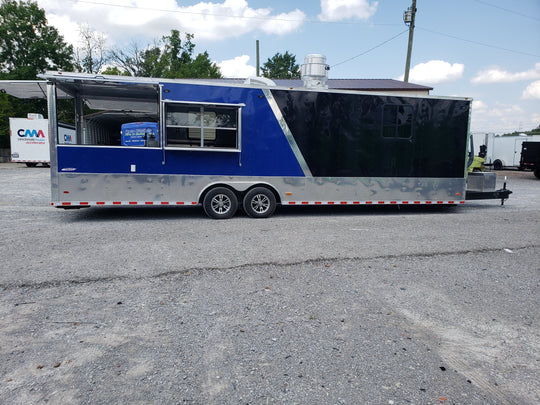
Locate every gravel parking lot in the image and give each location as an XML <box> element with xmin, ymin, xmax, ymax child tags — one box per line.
<box><xmin>1</xmin><ymin>163</ymin><xmax>539</xmax><ymax>404</ymax></box>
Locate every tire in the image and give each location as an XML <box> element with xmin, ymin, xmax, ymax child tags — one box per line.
<box><xmin>203</xmin><ymin>187</ymin><xmax>238</xmax><ymax>219</ymax></box>
<box><xmin>493</xmin><ymin>160</ymin><xmax>503</xmax><ymax>170</ymax></box>
<box><xmin>25</xmin><ymin>162</ymin><xmax>38</xmax><ymax>167</ymax></box>
<box><xmin>534</xmin><ymin>167</ymin><xmax>540</xmax><ymax>179</ymax></box>
<box><xmin>243</xmin><ymin>187</ymin><xmax>277</xmax><ymax>218</ymax></box>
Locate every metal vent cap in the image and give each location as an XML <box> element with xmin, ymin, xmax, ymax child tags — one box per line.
<box><xmin>301</xmin><ymin>54</ymin><xmax>329</xmax><ymax>89</ymax></box>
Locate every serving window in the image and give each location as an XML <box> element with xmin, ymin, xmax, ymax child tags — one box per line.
<box><xmin>382</xmin><ymin>104</ymin><xmax>414</xmax><ymax>139</ymax></box>
<box><xmin>165</xmin><ymin>102</ymin><xmax>241</xmax><ymax>151</ymax></box>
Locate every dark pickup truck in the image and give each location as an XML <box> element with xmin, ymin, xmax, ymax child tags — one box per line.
<box><xmin>520</xmin><ymin>141</ymin><xmax>540</xmax><ymax>179</ymax></box>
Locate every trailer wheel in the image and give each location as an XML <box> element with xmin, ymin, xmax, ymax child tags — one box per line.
<box><xmin>534</xmin><ymin>167</ymin><xmax>540</xmax><ymax>179</ymax></box>
<box><xmin>493</xmin><ymin>160</ymin><xmax>503</xmax><ymax>170</ymax></box>
<box><xmin>203</xmin><ymin>187</ymin><xmax>238</xmax><ymax>219</ymax></box>
<box><xmin>243</xmin><ymin>187</ymin><xmax>276</xmax><ymax>218</ymax></box>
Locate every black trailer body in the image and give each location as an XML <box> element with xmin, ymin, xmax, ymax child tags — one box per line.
<box><xmin>520</xmin><ymin>141</ymin><xmax>540</xmax><ymax>178</ymax></box>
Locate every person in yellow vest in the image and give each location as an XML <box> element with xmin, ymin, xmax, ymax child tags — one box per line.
<box><xmin>468</xmin><ymin>145</ymin><xmax>486</xmax><ymax>173</ymax></box>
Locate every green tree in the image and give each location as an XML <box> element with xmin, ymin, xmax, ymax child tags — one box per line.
<box><xmin>0</xmin><ymin>0</ymin><xmax>74</xmax><ymax>79</ymax></box>
<box><xmin>0</xmin><ymin>0</ymin><xmax>75</xmax><ymax>148</ymax></box>
<box><xmin>109</xmin><ymin>30</ymin><xmax>221</xmax><ymax>79</ymax></box>
<box><xmin>101</xmin><ymin>66</ymin><xmax>131</xmax><ymax>76</ymax></box>
<box><xmin>261</xmin><ymin>51</ymin><xmax>300</xmax><ymax>79</ymax></box>
<box><xmin>501</xmin><ymin>124</ymin><xmax>540</xmax><ymax>137</ymax></box>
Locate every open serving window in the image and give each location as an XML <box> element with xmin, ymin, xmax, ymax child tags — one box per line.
<box><xmin>52</xmin><ymin>77</ymin><xmax>160</xmax><ymax>147</ymax></box>
<box><xmin>164</xmin><ymin>101</ymin><xmax>242</xmax><ymax>152</ymax></box>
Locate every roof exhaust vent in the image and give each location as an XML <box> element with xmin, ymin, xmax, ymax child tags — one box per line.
<box><xmin>301</xmin><ymin>54</ymin><xmax>329</xmax><ymax>89</ymax></box>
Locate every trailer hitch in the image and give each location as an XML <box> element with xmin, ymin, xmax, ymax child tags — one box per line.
<box><xmin>465</xmin><ymin>176</ymin><xmax>512</xmax><ymax>205</ymax></box>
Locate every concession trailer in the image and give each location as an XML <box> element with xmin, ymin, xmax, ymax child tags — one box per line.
<box><xmin>0</xmin><ymin>57</ymin><xmax>511</xmax><ymax>218</ymax></box>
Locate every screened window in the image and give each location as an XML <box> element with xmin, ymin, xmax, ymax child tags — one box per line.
<box><xmin>382</xmin><ymin>104</ymin><xmax>414</xmax><ymax>139</ymax></box>
<box><xmin>165</xmin><ymin>103</ymin><xmax>240</xmax><ymax>150</ymax></box>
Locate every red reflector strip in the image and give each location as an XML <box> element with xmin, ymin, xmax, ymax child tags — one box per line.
<box><xmin>52</xmin><ymin>200</ymin><xmax>464</xmax><ymax>208</ymax></box>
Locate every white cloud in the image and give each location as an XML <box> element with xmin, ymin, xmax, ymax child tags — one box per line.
<box><xmin>469</xmin><ymin>101</ymin><xmax>538</xmax><ymax>134</ymax></box>
<box><xmin>472</xmin><ymin>100</ymin><xmax>488</xmax><ymax>112</ymax></box>
<box><xmin>46</xmin><ymin>14</ymin><xmax>81</xmax><ymax>46</ymax></box>
<box><xmin>260</xmin><ymin>9</ymin><xmax>306</xmax><ymax>35</ymax></box>
<box><xmin>318</xmin><ymin>0</ymin><xmax>378</xmax><ymax>22</ymax></box>
<box><xmin>488</xmin><ymin>104</ymin><xmax>523</xmax><ymax>118</ymax></box>
<box><xmin>218</xmin><ymin>55</ymin><xmax>256</xmax><ymax>78</ymax></box>
<box><xmin>471</xmin><ymin>63</ymin><xmax>540</xmax><ymax>84</ymax></box>
<box><xmin>38</xmin><ymin>0</ymin><xmax>306</xmax><ymax>45</ymax></box>
<box><xmin>396</xmin><ymin>60</ymin><xmax>465</xmax><ymax>85</ymax></box>
<box><xmin>522</xmin><ymin>80</ymin><xmax>540</xmax><ymax>100</ymax></box>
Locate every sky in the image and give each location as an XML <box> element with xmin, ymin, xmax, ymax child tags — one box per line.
<box><xmin>36</xmin><ymin>0</ymin><xmax>540</xmax><ymax>135</ymax></box>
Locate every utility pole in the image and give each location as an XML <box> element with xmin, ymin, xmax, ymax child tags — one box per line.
<box><xmin>256</xmin><ymin>40</ymin><xmax>260</xmax><ymax>77</ymax></box>
<box><xmin>403</xmin><ymin>0</ymin><xmax>416</xmax><ymax>82</ymax></box>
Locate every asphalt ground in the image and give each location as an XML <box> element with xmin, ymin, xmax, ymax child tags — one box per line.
<box><xmin>0</xmin><ymin>163</ymin><xmax>539</xmax><ymax>404</ymax></box>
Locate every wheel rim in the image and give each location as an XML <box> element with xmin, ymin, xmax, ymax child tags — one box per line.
<box><xmin>211</xmin><ymin>194</ymin><xmax>232</xmax><ymax>214</ymax></box>
<box><xmin>250</xmin><ymin>193</ymin><xmax>270</xmax><ymax>214</ymax></box>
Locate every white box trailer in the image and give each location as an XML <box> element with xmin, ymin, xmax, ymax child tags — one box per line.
<box><xmin>9</xmin><ymin>115</ymin><xmax>75</xmax><ymax>166</ymax></box>
<box><xmin>9</xmin><ymin>115</ymin><xmax>49</xmax><ymax>166</ymax></box>
<box><xmin>481</xmin><ymin>134</ymin><xmax>540</xmax><ymax>169</ymax></box>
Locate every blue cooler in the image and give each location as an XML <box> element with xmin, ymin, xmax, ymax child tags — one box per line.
<box><xmin>121</xmin><ymin>122</ymin><xmax>159</xmax><ymax>146</ymax></box>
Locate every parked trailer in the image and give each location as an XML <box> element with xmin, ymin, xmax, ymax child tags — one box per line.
<box><xmin>9</xmin><ymin>115</ymin><xmax>75</xmax><ymax>166</ymax></box>
<box><xmin>520</xmin><ymin>141</ymin><xmax>540</xmax><ymax>178</ymax></box>
<box><xmin>10</xmin><ymin>115</ymin><xmax>49</xmax><ymax>166</ymax></box>
<box><xmin>481</xmin><ymin>133</ymin><xmax>540</xmax><ymax>170</ymax></box>
<box><xmin>0</xmin><ymin>72</ymin><xmax>511</xmax><ymax>218</ymax></box>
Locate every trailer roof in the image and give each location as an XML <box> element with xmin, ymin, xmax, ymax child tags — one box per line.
<box><xmin>211</xmin><ymin>78</ymin><xmax>433</xmax><ymax>92</ymax></box>
<box><xmin>1</xmin><ymin>72</ymin><xmax>442</xmax><ymax>101</ymax></box>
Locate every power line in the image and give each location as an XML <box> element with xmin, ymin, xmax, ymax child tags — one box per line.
<box><xmin>68</xmin><ymin>0</ymin><xmax>399</xmax><ymax>26</ymax></box>
<box><xmin>331</xmin><ymin>29</ymin><xmax>409</xmax><ymax>68</ymax></box>
<box><xmin>65</xmin><ymin>0</ymin><xmax>539</xmax><ymax>61</ymax></box>
<box><xmin>417</xmin><ymin>26</ymin><xmax>540</xmax><ymax>58</ymax></box>
<box><xmin>472</xmin><ymin>0</ymin><xmax>540</xmax><ymax>22</ymax></box>
<box><xmin>71</xmin><ymin>0</ymin><xmax>296</xmax><ymax>22</ymax></box>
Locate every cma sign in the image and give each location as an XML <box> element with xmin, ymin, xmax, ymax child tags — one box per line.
<box><xmin>18</xmin><ymin>128</ymin><xmax>45</xmax><ymax>138</ymax></box>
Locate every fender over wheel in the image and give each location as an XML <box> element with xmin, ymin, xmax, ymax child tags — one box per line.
<box><xmin>203</xmin><ymin>187</ymin><xmax>238</xmax><ymax>219</ymax></box>
<box><xmin>243</xmin><ymin>187</ymin><xmax>277</xmax><ymax>218</ymax></box>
